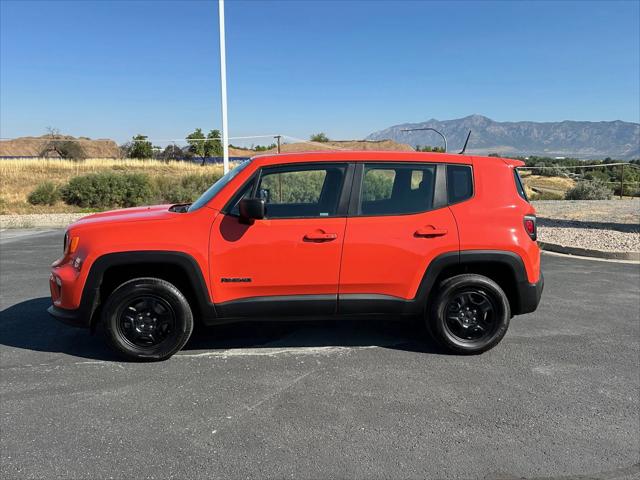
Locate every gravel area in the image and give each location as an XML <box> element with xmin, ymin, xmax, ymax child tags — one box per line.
<box><xmin>533</xmin><ymin>199</ymin><xmax>639</xmax><ymax>253</ymax></box>
<box><xmin>533</xmin><ymin>199</ymin><xmax>640</xmax><ymax>227</ymax></box>
<box><xmin>538</xmin><ymin>225</ymin><xmax>639</xmax><ymax>252</ymax></box>
<box><xmin>0</xmin><ymin>213</ymin><xmax>87</xmax><ymax>229</ymax></box>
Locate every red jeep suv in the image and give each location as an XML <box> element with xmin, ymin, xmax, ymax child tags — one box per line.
<box><xmin>49</xmin><ymin>151</ymin><xmax>543</xmax><ymax>361</ymax></box>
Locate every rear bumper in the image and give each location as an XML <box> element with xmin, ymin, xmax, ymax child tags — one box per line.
<box><xmin>48</xmin><ymin>305</ymin><xmax>91</xmax><ymax>328</ymax></box>
<box><xmin>514</xmin><ymin>272</ymin><xmax>544</xmax><ymax>315</ymax></box>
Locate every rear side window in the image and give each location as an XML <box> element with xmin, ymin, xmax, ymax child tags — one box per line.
<box><xmin>514</xmin><ymin>169</ymin><xmax>529</xmax><ymax>201</ymax></box>
<box><xmin>359</xmin><ymin>163</ymin><xmax>436</xmax><ymax>215</ymax></box>
<box><xmin>447</xmin><ymin>165</ymin><xmax>473</xmax><ymax>204</ymax></box>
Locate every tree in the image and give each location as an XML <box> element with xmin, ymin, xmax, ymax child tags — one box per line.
<box><xmin>186</xmin><ymin>128</ymin><xmax>206</xmax><ymax>164</ymax></box>
<box><xmin>204</xmin><ymin>129</ymin><xmax>223</xmax><ymax>165</ymax></box>
<box><xmin>310</xmin><ymin>132</ymin><xmax>329</xmax><ymax>143</ymax></box>
<box><xmin>187</xmin><ymin>128</ymin><xmax>223</xmax><ymax>165</ymax></box>
<box><xmin>39</xmin><ymin>127</ymin><xmax>87</xmax><ymax>160</ymax></box>
<box><xmin>162</xmin><ymin>144</ymin><xmax>184</xmax><ymax>161</ymax></box>
<box><xmin>253</xmin><ymin>143</ymin><xmax>276</xmax><ymax>152</ymax></box>
<box><xmin>415</xmin><ymin>145</ymin><xmax>445</xmax><ymax>153</ymax></box>
<box><xmin>129</xmin><ymin>134</ymin><xmax>153</xmax><ymax>159</ymax></box>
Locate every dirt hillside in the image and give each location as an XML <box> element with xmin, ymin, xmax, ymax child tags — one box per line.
<box><xmin>0</xmin><ymin>135</ymin><xmax>121</xmax><ymax>158</ymax></box>
<box><xmin>0</xmin><ymin>137</ymin><xmax>415</xmax><ymax>159</ymax></box>
<box><xmin>262</xmin><ymin>139</ymin><xmax>415</xmax><ymax>154</ymax></box>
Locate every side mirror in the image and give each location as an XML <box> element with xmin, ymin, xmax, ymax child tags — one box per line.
<box><xmin>258</xmin><ymin>188</ymin><xmax>271</xmax><ymax>203</ymax></box>
<box><xmin>239</xmin><ymin>198</ymin><xmax>265</xmax><ymax>223</ymax></box>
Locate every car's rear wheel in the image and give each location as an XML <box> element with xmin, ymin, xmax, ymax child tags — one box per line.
<box><xmin>427</xmin><ymin>274</ymin><xmax>510</xmax><ymax>354</ymax></box>
<box><xmin>101</xmin><ymin>277</ymin><xmax>193</xmax><ymax>361</ymax></box>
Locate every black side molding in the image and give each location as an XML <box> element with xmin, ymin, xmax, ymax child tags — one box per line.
<box><xmin>215</xmin><ymin>294</ymin><xmax>337</xmax><ymax>318</ymax></box>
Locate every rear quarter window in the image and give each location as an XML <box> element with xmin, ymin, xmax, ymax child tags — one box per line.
<box><xmin>513</xmin><ymin>169</ymin><xmax>529</xmax><ymax>201</ymax></box>
<box><xmin>447</xmin><ymin>165</ymin><xmax>473</xmax><ymax>204</ymax></box>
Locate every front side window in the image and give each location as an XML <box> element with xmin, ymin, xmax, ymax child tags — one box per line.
<box><xmin>447</xmin><ymin>164</ymin><xmax>473</xmax><ymax>204</ymax></box>
<box><xmin>359</xmin><ymin>163</ymin><xmax>436</xmax><ymax>215</ymax></box>
<box><xmin>256</xmin><ymin>164</ymin><xmax>347</xmax><ymax>219</ymax></box>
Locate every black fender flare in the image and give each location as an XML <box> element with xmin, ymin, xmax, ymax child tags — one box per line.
<box><xmin>80</xmin><ymin>251</ymin><xmax>216</xmax><ymax>328</ymax></box>
<box><xmin>413</xmin><ymin>249</ymin><xmax>536</xmax><ymax>315</ymax></box>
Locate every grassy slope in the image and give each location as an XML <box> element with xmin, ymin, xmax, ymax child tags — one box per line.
<box><xmin>518</xmin><ymin>172</ymin><xmax>576</xmax><ymax>199</ymax></box>
<box><xmin>0</xmin><ymin>158</ymin><xmax>225</xmax><ymax>214</ymax></box>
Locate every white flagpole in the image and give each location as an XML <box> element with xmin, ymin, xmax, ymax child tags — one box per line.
<box><xmin>218</xmin><ymin>0</ymin><xmax>229</xmax><ymax>174</ymax></box>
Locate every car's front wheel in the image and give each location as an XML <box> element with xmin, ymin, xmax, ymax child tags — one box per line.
<box><xmin>428</xmin><ymin>274</ymin><xmax>510</xmax><ymax>354</ymax></box>
<box><xmin>101</xmin><ymin>277</ymin><xmax>193</xmax><ymax>361</ymax></box>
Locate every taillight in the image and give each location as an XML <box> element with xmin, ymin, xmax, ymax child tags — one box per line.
<box><xmin>524</xmin><ymin>215</ymin><xmax>537</xmax><ymax>241</ymax></box>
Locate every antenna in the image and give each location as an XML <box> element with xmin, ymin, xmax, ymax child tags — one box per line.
<box><xmin>459</xmin><ymin>130</ymin><xmax>471</xmax><ymax>154</ymax></box>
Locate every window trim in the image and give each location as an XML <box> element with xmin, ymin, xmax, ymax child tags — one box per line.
<box><xmin>223</xmin><ymin>162</ymin><xmax>354</xmax><ymax>220</ymax></box>
<box><xmin>513</xmin><ymin>168</ymin><xmax>529</xmax><ymax>202</ymax></box>
<box><xmin>348</xmin><ymin>162</ymin><xmax>447</xmax><ymax>218</ymax></box>
<box><xmin>445</xmin><ymin>164</ymin><xmax>475</xmax><ymax>206</ymax></box>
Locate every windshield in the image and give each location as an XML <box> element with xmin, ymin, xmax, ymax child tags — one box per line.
<box><xmin>188</xmin><ymin>160</ymin><xmax>252</xmax><ymax>212</ymax></box>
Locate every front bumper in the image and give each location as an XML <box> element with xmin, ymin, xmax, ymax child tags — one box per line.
<box><xmin>47</xmin><ymin>304</ymin><xmax>90</xmax><ymax>328</ymax></box>
<box><xmin>49</xmin><ymin>261</ymin><xmax>95</xmax><ymax>329</ymax></box>
<box><xmin>514</xmin><ymin>272</ymin><xmax>544</xmax><ymax>315</ymax></box>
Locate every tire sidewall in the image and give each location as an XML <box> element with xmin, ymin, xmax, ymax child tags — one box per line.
<box><xmin>102</xmin><ymin>278</ymin><xmax>193</xmax><ymax>361</ymax></box>
<box><xmin>429</xmin><ymin>275</ymin><xmax>510</xmax><ymax>354</ymax></box>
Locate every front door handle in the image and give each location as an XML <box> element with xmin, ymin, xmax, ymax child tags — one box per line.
<box><xmin>415</xmin><ymin>226</ymin><xmax>448</xmax><ymax>238</ymax></box>
<box><xmin>304</xmin><ymin>231</ymin><xmax>338</xmax><ymax>242</ymax></box>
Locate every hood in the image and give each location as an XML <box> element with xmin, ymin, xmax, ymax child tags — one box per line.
<box><xmin>72</xmin><ymin>204</ymin><xmax>177</xmax><ymax>228</ymax></box>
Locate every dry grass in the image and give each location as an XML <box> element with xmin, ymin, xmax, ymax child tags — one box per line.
<box><xmin>521</xmin><ymin>175</ymin><xmax>576</xmax><ymax>199</ymax></box>
<box><xmin>0</xmin><ymin>158</ymin><xmax>227</xmax><ymax>214</ymax></box>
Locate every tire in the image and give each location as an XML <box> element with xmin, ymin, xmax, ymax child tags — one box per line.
<box><xmin>101</xmin><ymin>277</ymin><xmax>194</xmax><ymax>361</ymax></box>
<box><xmin>427</xmin><ymin>274</ymin><xmax>510</xmax><ymax>355</ymax></box>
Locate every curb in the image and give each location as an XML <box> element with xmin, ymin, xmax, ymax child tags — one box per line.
<box><xmin>538</xmin><ymin>241</ymin><xmax>640</xmax><ymax>262</ymax></box>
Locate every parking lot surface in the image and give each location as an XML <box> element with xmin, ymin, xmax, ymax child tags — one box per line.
<box><xmin>1</xmin><ymin>229</ymin><xmax>638</xmax><ymax>479</ymax></box>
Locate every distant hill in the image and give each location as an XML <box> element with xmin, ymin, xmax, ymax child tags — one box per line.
<box><xmin>0</xmin><ymin>136</ymin><xmax>414</xmax><ymax>158</ymax></box>
<box><xmin>262</xmin><ymin>139</ymin><xmax>414</xmax><ymax>154</ymax></box>
<box><xmin>0</xmin><ymin>135</ymin><xmax>121</xmax><ymax>158</ymax></box>
<box><xmin>366</xmin><ymin>115</ymin><xmax>640</xmax><ymax>160</ymax></box>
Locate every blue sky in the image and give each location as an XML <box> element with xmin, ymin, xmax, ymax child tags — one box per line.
<box><xmin>1</xmin><ymin>0</ymin><xmax>639</xmax><ymax>145</ymax></box>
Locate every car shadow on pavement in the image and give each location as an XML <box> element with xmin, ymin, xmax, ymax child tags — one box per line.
<box><xmin>0</xmin><ymin>297</ymin><xmax>117</xmax><ymax>361</ymax></box>
<box><xmin>0</xmin><ymin>297</ymin><xmax>447</xmax><ymax>361</ymax></box>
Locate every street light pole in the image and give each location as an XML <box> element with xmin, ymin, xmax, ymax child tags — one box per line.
<box><xmin>218</xmin><ymin>0</ymin><xmax>229</xmax><ymax>174</ymax></box>
<box><xmin>401</xmin><ymin>127</ymin><xmax>447</xmax><ymax>153</ymax></box>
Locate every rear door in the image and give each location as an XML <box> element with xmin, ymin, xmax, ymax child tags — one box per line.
<box><xmin>209</xmin><ymin>162</ymin><xmax>352</xmax><ymax>317</ymax></box>
<box><xmin>338</xmin><ymin>162</ymin><xmax>459</xmax><ymax>313</ymax></box>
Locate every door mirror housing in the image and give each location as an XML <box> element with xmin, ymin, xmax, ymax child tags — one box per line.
<box><xmin>239</xmin><ymin>198</ymin><xmax>265</xmax><ymax>222</ymax></box>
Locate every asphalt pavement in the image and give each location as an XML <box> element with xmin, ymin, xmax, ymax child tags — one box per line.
<box><xmin>1</xmin><ymin>229</ymin><xmax>639</xmax><ymax>479</ymax></box>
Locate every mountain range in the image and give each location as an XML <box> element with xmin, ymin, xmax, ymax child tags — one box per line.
<box><xmin>366</xmin><ymin>115</ymin><xmax>640</xmax><ymax>160</ymax></box>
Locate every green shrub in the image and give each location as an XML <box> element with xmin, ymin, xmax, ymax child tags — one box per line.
<box><xmin>61</xmin><ymin>172</ymin><xmax>153</xmax><ymax>208</ymax></box>
<box><xmin>28</xmin><ymin>182</ymin><xmax>61</xmax><ymax>205</ymax></box>
<box><xmin>153</xmin><ymin>173</ymin><xmax>222</xmax><ymax>204</ymax></box>
<box><xmin>564</xmin><ymin>181</ymin><xmax>612</xmax><ymax>200</ymax></box>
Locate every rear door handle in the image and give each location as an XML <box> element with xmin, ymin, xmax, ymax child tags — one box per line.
<box><xmin>415</xmin><ymin>227</ymin><xmax>448</xmax><ymax>238</ymax></box>
<box><xmin>304</xmin><ymin>232</ymin><xmax>338</xmax><ymax>242</ymax></box>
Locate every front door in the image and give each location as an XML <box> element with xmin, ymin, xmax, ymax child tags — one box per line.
<box><xmin>338</xmin><ymin>162</ymin><xmax>459</xmax><ymax>313</ymax></box>
<box><xmin>209</xmin><ymin>162</ymin><xmax>351</xmax><ymax>317</ymax></box>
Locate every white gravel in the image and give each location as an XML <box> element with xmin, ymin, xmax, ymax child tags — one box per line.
<box><xmin>0</xmin><ymin>213</ymin><xmax>87</xmax><ymax>230</ymax></box>
<box><xmin>538</xmin><ymin>226</ymin><xmax>639</xmax><ymax>253</ymax></box>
